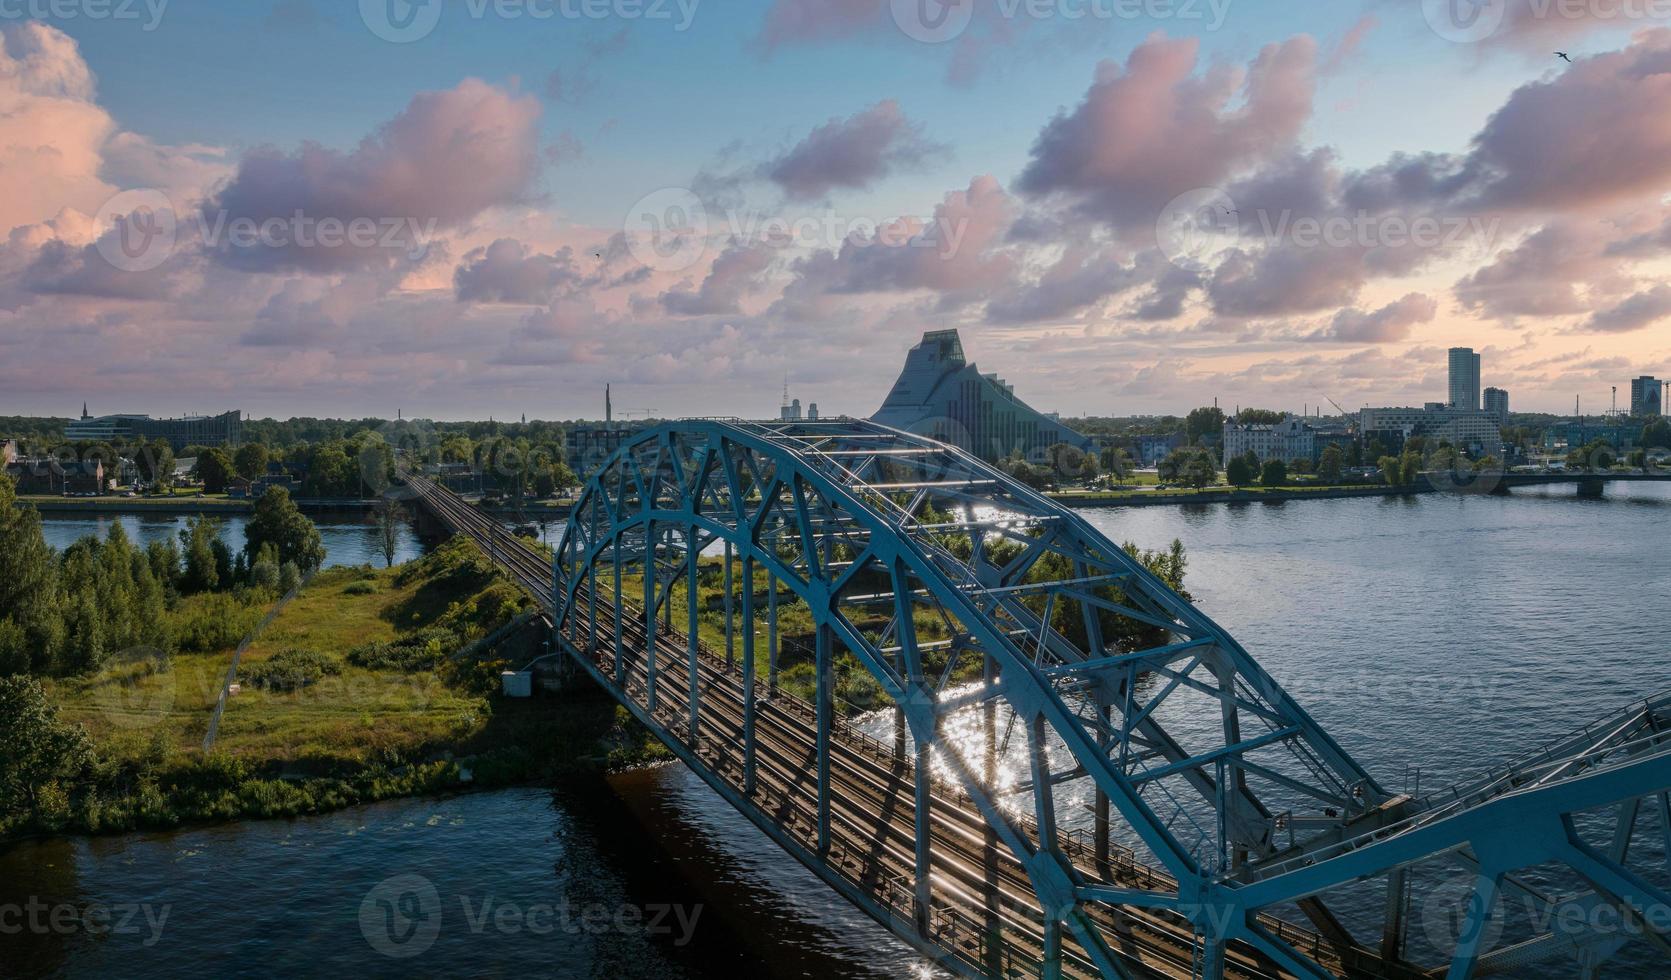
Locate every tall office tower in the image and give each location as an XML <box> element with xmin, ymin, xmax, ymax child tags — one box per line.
<box><xmin>1484</xmin><ymin>387</ymin><xmax>1509</xmax><ymax>422</ymax></box>
<box><xmin>1631</xmin><ymin>376</ymin><xmax>1662</xmax><ymax>417</ymax></box>
<box><xmin>1449</xmin><ymin>347</ymin><xmax>1482</xmax><ymax>411</ymax></box>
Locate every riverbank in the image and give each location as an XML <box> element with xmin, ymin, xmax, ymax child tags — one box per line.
<box><xmin>1049</xmin><ymin>482</ymin><xmax>1431</xmax><ymax>508</ymax></box>
<box><xmin>5</xmin><ymin>537</ymin><xmax>665</xmax><ymax>845</ymax></box>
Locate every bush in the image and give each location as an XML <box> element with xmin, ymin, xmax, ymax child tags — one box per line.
<box><xmin>343</xmin><ymin>580</ymin><xmax>378</xmax><ymax>596</ymax></box>
<box><xmin>347</xmin><ymin>627</ymin><xmax>458</xmax><ymax>672</ymax></box>
<box><xmin>174</xmin><ymin>593</ymin><xmax>265</xmax><ymax>652</ymax></box>
<box><xmin>244</xmin><ymin>648</ymin><xmax>339</xmax><ymax>691</ymax></box>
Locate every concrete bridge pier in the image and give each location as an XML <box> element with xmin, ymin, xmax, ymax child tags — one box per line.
<box><xmin>1577</xmin><ymin>477</ymin><xmax>1605</xmax><ymax>499</ymax></box>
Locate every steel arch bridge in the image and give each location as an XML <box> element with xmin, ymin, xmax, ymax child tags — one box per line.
<box><xmin>547</xmin><ymin>418</ymin><xmax>1671</xmax><ymax>980</ymax></box>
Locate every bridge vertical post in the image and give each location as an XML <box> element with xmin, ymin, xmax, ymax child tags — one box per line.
<box><xmin>724</xmin><ymin>540</ymin><xmax>735</xmax><ymax>667</ymax></box>
<box><xmin>1030</xmin><ymin>713</ymin><xmax>1064</xmax><ymax>980</ymax></box>
<box><xmin>613</xmin><ymin>537</ymin><xmax>624</xmax><ymax>684</ymax></box>
<box><xmin>816</xmin><ymin>620</ymin><xmax>832</xmax><ymax>856</ymax></box>
<box><xmin>767</xmin><ymin>571</ymin><xmax>779</xmax><ymax>695</ymax></box>
<box><xmin>742</xmin><ymin>553</ymin><xmax>757</xmax><ymax>796</ymax></box>
<box><xmin>587</xmin><ymin>561</ymin><xmax>597</xmax><ymax>655</ymax></box>
<box><xmin>645</xmin><ymin>520</ymin><xmax>658</xmax><ymax>714</ymax></box>
<box><xmin>983</xmin><ymin>652</ymin><xmax>1001</xmax><ymax>977</ymax></box>
<box><xmin>687</xmin><ymin>525</ymin><xmax>700</xmax><ymax>740</ymax></box>
<box><xmin>914</xmin><ymin>731</ymin><xmax>932</xmax><ymax>937</ymax></box>
<box><xmin>1095</xmin><ymin>702</ymin><xmax>1110</xmax><ymax>874</ymax></box>
<box><xmin>1380</xmin><ymin>868</ymin><xmax>1408</xmax><ymax>963</ymax></box>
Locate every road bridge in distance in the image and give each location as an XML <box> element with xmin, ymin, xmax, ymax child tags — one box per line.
<box><xmin>409</xmin><ymin>421</ymin><xmax>1671</xmax><ymax>979</ymax></box>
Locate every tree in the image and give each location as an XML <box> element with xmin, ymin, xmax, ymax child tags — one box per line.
<box><xmin>135</xmin><ymin>438</ymin><xmax>174</xmax><ymax>493</ymax></box>
<box><xmin>1237</xmin><ymin>408</ymin><xmax>1285</xmax><ymax>425</ymax></box>
<box><xmin>1260</xmin><ymin>459</ymin><xmax>1288</xmax><ymax>487</ymax></box>
<box><xmin>1184</xmin><ymin>407</ymin><xmax>1226</xmax><ymax>445</ymax></box>
<box><xmin>375</xmin><ymin>498</ymin><xmax>406</xmax><ymax>568</ymax></box>
<box><xmin>1158</xmin><ymin>447</ymin><xmax>1218</xmax><ymax>489</ymax></box>
<box><xmin>1225</xmin><ymin>454</ymin><xmax>1256</xmax><ymax>487</ymax></box>
<box><xmin>1399</xmin><ymin>451</ymin><xmax>1423</xmax><ymax>486</ymax></box>
<box><xmin>1643</xmin><ymin>419</ymin><xmax>1670</xmax><ymax>449</ymax></box>
<box><xmin>0</xmin><ymin>676</ymin><xmax>94</xmax><ymax>827</ymax></box>
<box><xmin>195</xmin><ymin>447</ymin><xmax>234</xmax><ymax>494</ymax></box>
<box><xmin>1318</xmin><ymin>445</ymin><xmax>1344</xmax><ymax>483</ymax></box>
<box><xmin>233</xmin><ymin>442</ymin><xmax>270</xmax><ymax>480</ymax></box>
<box><xmin>1099</xmin><ymin>446</ymin><xmax>1132</xmax><ymax>484</ymax></box>
<box><xmin>550</xmin><ymin>461</ymin><xmax>579</xmax><ymax>498</ymax></box>
<box><xmin>0</xmin><ymin>474</ymin><xmax>63</xmax><ymax>675</ymax></box>
<box><xmin>1378</xmin><ymin>455</ymin><xmax>1401</xmax><ymax>487</ymax></box>
<box><xmin>245</xmin><ymin>486</ymin><xmax>326</xmax><ymax>573</ymax></box>
<box><xmin>179</xmin><ymin>516</ymin><xmax>224</xmax><ymax>593</ymax></box>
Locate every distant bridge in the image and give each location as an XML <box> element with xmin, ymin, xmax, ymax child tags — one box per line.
<box><xmin>409</xmin><ymin>420</ymin><xmax>1671</xmax><ymax>979</ymax></box>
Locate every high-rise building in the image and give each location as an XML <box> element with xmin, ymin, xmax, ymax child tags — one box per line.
<box><xmin>1448</xmin><ymin>347</ymin><xmax>1481</xmax><ymax>411</ymax></box>
<box><xmin>872</xmin><ymin>329</ymin><xmax>1089</xmax><ymax>462</ymax></box>
<box><xmin>1631</xmin><ymin>376</ymin><xmax>1662</xmax><ymax>417</ymax></box>
<box><xmin>1484</xmin><ymin>387</ymin><xmax>1509</xmax><ymax>422</ymax></box>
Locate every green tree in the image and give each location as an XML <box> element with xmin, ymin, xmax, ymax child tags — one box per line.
<box><xmin>550</xmin><ymin>460</ymin><xmax>579</xmax><ymax>498</ymax></box>
<box><xmin>375</xmin><ymin>498</ymin><xmax>406</xmax><ymax>568</ymax></box>
<box><xmin>1260</xmin><ymin>459</ymin><xmax>1288</xmax><ymax>487</ymax></box>
<box><xmin>1225</xmin><ymin>454</ymin><xmax>1256</xmax><ymax>487</ymax></box>
<box><xmin>1399</xmin><ymin>451</ymin><xmax>1423</xmax><ymax>486</ymax></box>
<box><xmin>1184</xmin><ymin>407</ymin><xmax>1226</xmax><ymax>445</ymax></box>
<box><xmin>245</xmin><ymin>487</ymin><xmax>326</xmax><ymax>572</ymax></box>
<box><xmin>195</xmin><ymin>447</ymin><xmax>234</xmax><ymax>494</ymax></box>
<box><xmin>0</xmin><ymin>474</ymin><xmax>63</xmax><ymax>675</ymax></box>
<box><xmin>233</xmin><ymin>442</ymin><xmax>270</xmax><ymax>480</ymax></box>
<box><xmin>179</xmin><ymin>516</ymin><xmax>224</xmax><ymax>593</ymax></box>
<box><xmin>1237</xmin><ymin>408</ymin><xmax>1285</xmax><ymax>425</ymax></box>
<box><xmin>1318</xmin><ymin>445</ymin><xmax>1344</xmax><ymax>483</ymax></box>
<box><xmin>1160</xmin><ymin>447</ymin><xmax>1218</xmax><ymax>488</ymax></box>
<box><xmin>1643</xmin><ymin>419</ymin><xmax>1669</xmax><ymax>449</ymax></box>
<box><xmin>1099</xmin><ymin>446</ymin><xmax>1132</xmax><ymax>484</ymax></box>
<box><xmin>0</xmin><ymin>676</ymin><xmax>94</xmax><ymax>829</ymax></box>
<box><xmin>1378</xmin><ymin>455</ymin><xmax>1401</xmax><ymax>487</ymax></box>
<box><xmin>135</xmin><ymin>439</ymin><xmax>175</xmax><ymax>492</ymax></box>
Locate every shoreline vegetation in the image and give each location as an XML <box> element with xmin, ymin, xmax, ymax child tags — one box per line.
<box><xmin>0</xmin><ymin>473</ymin><xmax>668</xmax><ymax>848</ymax></box>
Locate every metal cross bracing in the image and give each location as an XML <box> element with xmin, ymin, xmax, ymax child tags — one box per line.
<box><xmin>411</xmin><ymin>418</ymin><xmax>1671</xmax><ymax>980</ymax></box>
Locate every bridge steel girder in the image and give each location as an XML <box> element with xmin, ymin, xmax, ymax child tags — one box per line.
<box><xmin>546</xmin><ymin>419</ymin><xmax>1671</xmax><ymax>980</ymax></box>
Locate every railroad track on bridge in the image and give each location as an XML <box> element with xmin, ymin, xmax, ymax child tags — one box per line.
<box><xmin>403</xmin><ymin>474</ymin><xmax>1382</xmax><ymax>979</ymax></box>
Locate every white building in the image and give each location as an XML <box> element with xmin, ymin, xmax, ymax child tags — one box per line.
<box><xmin>1221</xmin><ymin>416</ymin><xmax>1317</xmax><ymax>465</ymax></box>
<box><xmin>1359</xmin><ymin>406</ymin><xmax>1503</xmax><ymax>458</ymax></box>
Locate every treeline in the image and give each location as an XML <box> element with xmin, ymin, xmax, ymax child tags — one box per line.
<box><xmin>0</xmin><ymin>477</ymin><xmax>325</xmax><ymax>677</ymax></box>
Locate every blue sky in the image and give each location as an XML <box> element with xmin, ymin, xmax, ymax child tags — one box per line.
<box><xmin>2</xmin><ymin>1</ymin><xmax>1666</xmax><ymax>420</ymax></box>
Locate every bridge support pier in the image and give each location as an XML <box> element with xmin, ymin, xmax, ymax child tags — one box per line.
<box><xmin>1577</xmin><ymin>477</ymin><xmax>1605</xmax><ymax>498</ymax></box>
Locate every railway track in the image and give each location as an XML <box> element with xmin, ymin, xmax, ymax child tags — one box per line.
<box><xmin>403</xmin><ymin>476</ymin><xmax>1373</xmax><ymax>979</ymax></box>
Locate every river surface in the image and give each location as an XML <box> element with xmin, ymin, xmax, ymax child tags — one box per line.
<box><xmin>37</xmin><ymin>512</ymin><xmax>427</xmax><ymax>568</ymax></box>
<box><xmin>6</xmin><ymin>484</ymin><xmax>1669</xmax><ymax>977</ymax></box>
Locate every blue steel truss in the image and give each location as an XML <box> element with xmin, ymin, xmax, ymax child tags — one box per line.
<box><xmin>549</xmin><ymin>418</ymin><xmax>1671</xmax><ymax>979</ymax></box>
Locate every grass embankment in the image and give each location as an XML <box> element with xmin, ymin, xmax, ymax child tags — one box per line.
<box><xmin>26</xmin><ymin>537</ymin><xmax>661</xmax><ymax>840</ymax></box>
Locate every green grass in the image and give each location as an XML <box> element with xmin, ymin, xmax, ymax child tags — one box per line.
<box><xmin>28</xmin><ymin>536</ymin><xmax>658</xmax><ymax>841</ymax></box>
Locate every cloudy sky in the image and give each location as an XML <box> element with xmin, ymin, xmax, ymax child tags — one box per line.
<box><xmin>3</xmin><ymin>0</ymin><xmax>1669</xmax><ymax>421</ymax></box>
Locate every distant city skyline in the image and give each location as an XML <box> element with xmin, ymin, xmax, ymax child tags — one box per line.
<box><xmin>2</xmin><ymin>6</ymin><xmax>1669</xmax><ymax>419</ymax></box>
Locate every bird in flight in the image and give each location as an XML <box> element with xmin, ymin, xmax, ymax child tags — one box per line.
<box><xmin>1556</xmin><ymin>51</ymin><xmax>1572</xmax><ymax>62</ymax></box>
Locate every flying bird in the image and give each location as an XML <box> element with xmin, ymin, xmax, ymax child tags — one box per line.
<box><xmin>1556</xmin><ymin>51</ymin><xmax>1572</xmax><ymax>62</ymax></box>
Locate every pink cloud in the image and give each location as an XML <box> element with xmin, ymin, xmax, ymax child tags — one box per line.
<box><xmin>1016</xmin><ymin>34</ymin><xmax>1317</xmax><ymax>230</ymax></box>
<box><xmin>764</xmin><ymin>100</ymin><xmax>943</xmax><ymax>200</ymax></box>
<box><xmin>202</xmin><ymin>79</ymin><xmax>543</xmax><ymax>272</ymax></box>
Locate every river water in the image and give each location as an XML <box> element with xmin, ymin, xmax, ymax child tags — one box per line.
<box><xmin>5</xmin><ymin>485</ymin><xmax>1669</xmax><ymax>977</ymax></box>
<box><xmin>36</xmin><ymin>512</ymin><xmax>427</xmax><ymax>569</ymax></box>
